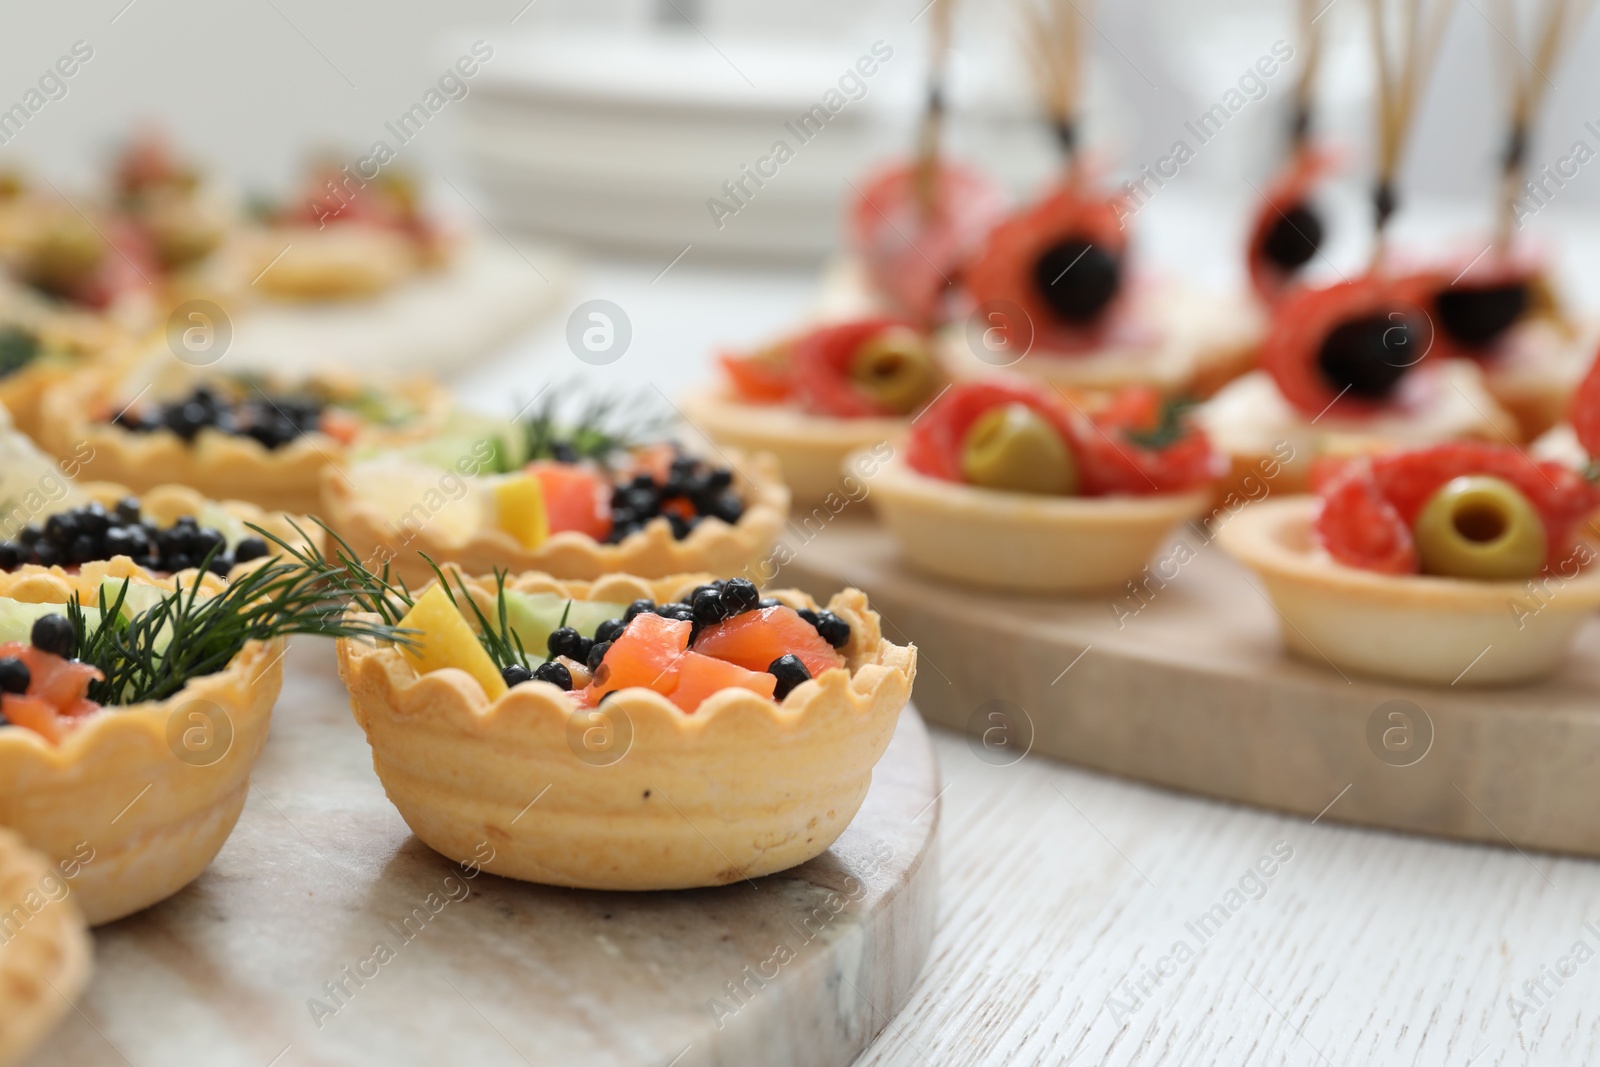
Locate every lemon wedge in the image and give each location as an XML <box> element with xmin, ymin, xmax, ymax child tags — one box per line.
<box><xmin>488</xmin><ymin>474</ymin><xmax>549</xmax><ymax>550</ymax></box>
<box><xmin>395</xmin><ymin>584</ymin><xmax>507</xmax><ymax>700</ymax></box>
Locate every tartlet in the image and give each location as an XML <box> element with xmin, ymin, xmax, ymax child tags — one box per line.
<box><xmin>688</xmin><ymin>317</ymin><xmax>944</xmax><ymax>506</ymax></box>
<box><xmin>38</xmin><ymin>367</ymin><xmax>446</xmax><ymax>514</ymax></box>
<box><xmin>864</xmin><ymin>380</ymin><xmax>1219</xmax><ymax>593</ymax></box>
<box><xmin>336</xmin><ymin>572</ymin><xmax>915</xmax><ymax>890</ymax></box>
<box><xmin>1220</xmin><ymin>496</ymin><xmax>1600</xmax><ymax>685</ymax></box>
<box><xmin>0</xmin><ymin>562</ymin><xmax>283</xmax><ymax>924</ymax></box>
<box><xmin>0</xmin><ymin>282</ymin><xmax>130</xmax><ymax>443</ymax></box>
<box><xmin>1221</xmin><ymin>442</ymin><xmax>1600</xmax><ymax>685</ymax></box>
<box><xmin>319</xmin><ymin>447</ymin><xmax>790</xmax><ymax>587</ymax></box>
<box><xmin>0</xmin><ymin>827</ymin><xmax>91</xmax><ymax>1067</ymax></box>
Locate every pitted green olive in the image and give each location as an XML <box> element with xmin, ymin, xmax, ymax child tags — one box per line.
<box><xmin>849</xmin><ymin>329</ymin><xmax>940</xmax><ymax>415</ymax></box>
<box><xmin>1413</xmin><ymin>475</ymin><xmax>1545</xmax><ymax>580</ymax></box>
<box><xmin>959</xmin><ymin>403</ymin><xmax>1078</xmax><ymax>495</ymax></box>
<box><xmin>28</xmin><ymin>216</ymin><xmax>105</xmax><ymax>291</ymax></box>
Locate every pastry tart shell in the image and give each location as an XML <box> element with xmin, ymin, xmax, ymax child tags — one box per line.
<box><xmin>1218</xmin><ymin>497</ymin><xmax>1600</xmax><ymax>686</ymax></box>
<box><xmin>0</xmin><ymin>827</ymin><xmax>91</xmax><ymax>1067</ymax></box>
<box><xmin>860</xmin><ymin>451</ymin><xmax>1212</xmax><ymax>594</ymax></box>
<box><xmin>319</xmin><ymin>449</ymin><xmax>791</xmax><ymax>588</ymax></box>
<box><xmin>336</xmin><ymin>573</ymin><xmax>915</xmax><ymax>891</ymax></box>
<box><xmin>0</xmin><ymin>565</ymin><xmax>285</xmax><ymax>924</ymax></box>
<box><xmin>38</xmin><ymin>369</ymin><xmax>445</xmax><ymax>515</ymax></box>
<box><xmin>679</xmin><ymin>391</ymin><xmax>904</xmax><ymax>508</ymax></box>
<box><xmin>235</xmin><ymin>224</ymin><xmax>419</xmax><ymax>301</ymax></box>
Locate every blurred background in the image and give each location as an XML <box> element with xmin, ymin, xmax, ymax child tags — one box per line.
<box><xmin>6</xmin><ymin>0</ymin><xmax>1600</xmax><ymax>382</ymax></box>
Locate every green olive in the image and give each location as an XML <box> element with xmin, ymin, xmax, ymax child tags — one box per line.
<box><xmin>28</xmin><ymin>216</ymin><xmax>104</xmax><ymax>291</ymax></box>
<box><xmin>959</xmin><ymin>403</ymin><xmax>1078</xmax><ymax>495</ymax></box>
<box><xmin>1413</xmin><ymin>475</ymin><xmax>1545</xmax><ymax>580</ymax></box>
<box><xmin>849</xmin><ymin>328</ymin><xmax>941</xmax><ymax>415</ymax></box>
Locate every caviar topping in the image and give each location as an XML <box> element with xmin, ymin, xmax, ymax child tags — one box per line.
<box><xmin>110</xmin><ymin>383</ymin><xmax>328</xmax><ymax>449</ymax></box>
<box><xmin>0</xmin><ymin>499</ymin><xmax>242</xmax><ymax>575</ymax></box>
<box><xmin>608</xmin><ymin>451</ymin><xmax>743</xmax><ymax>543</ymax></box>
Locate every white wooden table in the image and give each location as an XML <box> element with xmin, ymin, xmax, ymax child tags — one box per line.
<box><xmin>450</xmin><ymin>223</ymin><xmax>1600</xmax><ymax>1066</ymax></box>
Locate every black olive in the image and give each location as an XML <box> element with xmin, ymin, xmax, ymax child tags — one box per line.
<box><xmin>1033</xmin><ymin>237</ymin><xmax>1121</xmax><ymax>324</ymax></box>
<box><xmin>1435</xmin><ymin>281</ymin><xmax>1529</xmax><ymax>350</ymax></box>
<box><xmin>1316</xmin><ymin>312</ymin><xmax>1419</xmax><ymax>400</ymax></box>
<box><xmin>1260</xmin><ymin>202</ymin><xmax>1324</xmax><ymax>272</ymax></box>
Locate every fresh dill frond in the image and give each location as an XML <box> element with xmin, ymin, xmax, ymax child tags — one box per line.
<box><xmin>518</xmin><ymin>384</ymin><xmax>675</xmax><ymax>468</ymax></box>
<box><xmin>1125</xmin><ymin>396</ymin><xmax>1200</xmax><ymax>451</ymax></box>
<box><xmin>68</xmin><ymin>537</ymin><xmax>412</xmax><ymax>707</ymax></box>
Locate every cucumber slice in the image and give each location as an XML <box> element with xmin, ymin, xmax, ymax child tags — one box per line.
<box><xmin>501</xmin><ymin>590</ymin><xmax>629</xmax><ymax>657</ymax></box>
<box><xmin>366</xmin><ymin>410</ymin><xmax>526</xmax><ymax>474</ymax></box>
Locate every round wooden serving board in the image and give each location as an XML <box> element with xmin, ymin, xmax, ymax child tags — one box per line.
<box><xmin>784</xmin><ymin>517</ymin><xmax>1600</xmax><ymax>859</ymax></box>
<box><xmin>25</xmin><ymin>639</ymin><xmax>939</xmax><ymax>1067</ymax></box>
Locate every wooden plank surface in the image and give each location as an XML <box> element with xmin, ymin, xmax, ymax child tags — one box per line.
<box><xmin>784</xmin><ymin>518</ymin><xmax>1600</xmax><ymax>857</ymax></box>
<box><xmin>24</xmin><ymin>638</ymin><xmax>941</xmax><ymax>1067</ymax></box>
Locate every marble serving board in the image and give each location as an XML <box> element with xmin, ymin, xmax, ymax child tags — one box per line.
<box><xmin>24</xmin><ymin>639</ymin><xmax>939</xmax><ymax>1067</ymax></box>
<box><xmin>784</xmin><ymin>517</ymin><xmax>1600</xmax><ymax>859</ymax></box>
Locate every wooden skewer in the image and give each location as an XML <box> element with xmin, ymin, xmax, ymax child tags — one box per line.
<box><xmin>1022</xmin><ymin>0</ymin><xmax>1088</xmax><ymax>183</ymax></box>
<box><xmin>1291</xmin><ymin>0</ymin><xmax>1324</xmax><ymax>148</ymax></box>
<box><xmin>1491</xmin><ymin>0</ymin><xmax>1595</xmax><ymax>248</ymax></box>
<box><xmin>913</xmin><ymin>0</ymin><xmax>959</xmax><ymax>218</ymax></box>
<box><xmin>1366</xmin><ymin>0</ymin><xmax>1459</xmax><ymax>268</ymax></box>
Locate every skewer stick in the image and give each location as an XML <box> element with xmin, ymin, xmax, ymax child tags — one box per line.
<box><xmin>913</xmin><ymin>0</ymin><xmax>960</xmax><ymax>218</ymax></box>
<box><xmin>1022</xmin><ymin>0</ymin><xmax>1088</xmax><ymax>183</ymax></box>
<box><xmin>1366</xmin><ymin>0</ymin><xmax>1458</xmax><ymax>268</ymax></box>
<box><xmin>1290</xmin><ymin>0</ymin><xmax>1323</xmax><ymax>148</ymax></box>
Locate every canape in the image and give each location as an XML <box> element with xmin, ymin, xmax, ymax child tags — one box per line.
<box><xmin>320</xmin><ymin>397</ymin><xmax>789</xmax><ymax>587</ymax></box>
<box><xmin>0</xmin><ymin>535</ymin><xmax>397</xmax><ymax>924</ymax></box>
<box><xmin>0</xmin><ymin>280</ymin><xmax>129</xmax><ymax>442</ymax></box>
<box><xmin>943</xmin><ymin>179</ymin><xmax>1264</xmax><ymax>397</ymax></box>
<box><xmin>0</xmin><ymin>196</ymin><xmax>156</xmax><ymax>332</ymax></box>
<box><xmin>862</xmin><ymin>379</ymin><xmax>1219</xmax><ymax>593</ymax></box>
<box><xmin>0</xmin><ymin>827</ymin><xmax>91</xmax><ymax>1066</ymax></box>
<box><xmin>39</xmin><ymin>366</ymin><xmax>445</xmax><ymax>514</ymax></box>
<box><xmin>242</xmin><ymin>165</ymin><xmax>451</xmax><ymax>301</ymax></box>
<box><xmin>110</xmin><ymin>131</ymin><xmax>234</xmax><ymax>290</ymax></box>
<box><xmin>1220</xmin><ymin>441</ymin><xmax>1600</xmax><ymax>685</ymax></box>
<box><xmin>683</xmin><ymin>317</ymin><xmax>940</xmax><ymax>506</ymax></box>
<box><xmin>1197</xmin><ymin>275</ymin><xmax>1518</xmax><ymax>497</ymax></box>
<box><xmin>333</xmin><ymin>564</ymin><xmax>915</xmax><ymax>891</ymax></box>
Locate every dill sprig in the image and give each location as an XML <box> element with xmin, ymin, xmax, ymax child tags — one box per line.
<box><xmin>259</xmin><ymin>519</ymin><xmax>417</xmax><ymax>625</ymax></box>
<box><xmin>1125</xmin><ymin>396</ymin><xmax>1199</xmax><ymax>451</ymax></box>
<box><xmin>67</xmin><ymin>537</ymin><xmax>412</xmax><ymax>707</ymax></box>
<box><xmin>519</xmin><ymin>386</ymin><xmax>674</xmax><ymax>468</ymax></box>
<box><xmin>419</xmin><ymin>555</ymin><xmax>532</xmax><ymax>673</ymax></box>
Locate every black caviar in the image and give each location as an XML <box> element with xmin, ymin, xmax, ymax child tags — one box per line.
<box><xmin>607</xmin><ymin>453</ymin><xmax>744</xmax><ymax>544</ymax></box>
<box><xmin>111</xmin><ymin>383</ymin><xmax>325</xmax><ymax>450</ymax></box>
<box><xmin>0</xmin><ymin>498</ymin><xmax>247</xmax><ymax>575</ymax></box>
<box><xmin>768</xmin><ymin>654</ymin><xmax>811</xmax><ymax>700</ymax></box>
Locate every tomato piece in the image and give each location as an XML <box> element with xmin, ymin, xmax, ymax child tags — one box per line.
<box><xmin>692</xmin><ymin>606</ymin><xmax>842</xmax><ymax>680</ymax></box>
<box><xmin>1368</xmin><ymin>443</ymin><xmax>1600</xmax><ymax>568</ymax></box>
<box><xmin>850</xmin><ymin>160</ymin><xmax>1009</xmax><ymax>327</ymax></box>
<box><xmin>788</xmin><ymin>317</ymin><xmax>928</xmax><ymax>418</ymax></box>
<box><xmin>318</xmin><ymin>408</ymin><xmax>363</xmax><ymax>445</ymax></box>
<box><xmin>1246</xmin><ymin>145</ymin><xmax>1336</xmax><ymax>304</ymax></box>
<box><xmin>720</xmin><ymin>350</ymin><xmax>793</xmax><ymax>404</ymax></box>
<box><xmin>1313</xmin><ymin>462</ymin><xmax>1419</xmax><ymax>574</ymax></box>
<box><xmin>528</xmin><ymin>461</ymin><xmax>613</xmax><ymax>540</ymax></box>
<box><xmin>964</xmin><ymin>180</ymin><xmax>1129</xmax><ymax>351</ymax></box>
<box><xmin>582</xmin><ymin>613</ymin><xmax>691</xmax><ymax>703</ymax></box>
<box><xmin>1572</xmin><ymin>346</ymin><xmax>1600</xmax><ymax>460</ymax></box>
<box><xmin>668</xmin><ymin>651</ymin><xmax>776</xmax><ymax>712</ymax></box>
